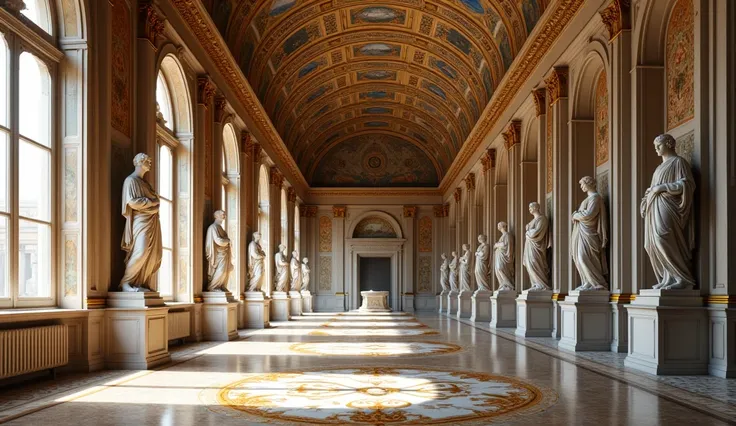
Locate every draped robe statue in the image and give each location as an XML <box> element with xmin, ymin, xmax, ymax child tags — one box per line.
<box><xmin>570</xmin><ymin>176</ymin><xmax>609</xmax><ymax>291</ymax></box>
<box><xmin>523</xmin><ymin>202</ymin><xmax>551</xmax><ymax>291</ymax></box>
<box><xmin>459</xmin><ymin>244</ymin><xmax>472</xmax><ymax>292</ymax></box>
<box><xmin>448</xmin><ymin>252</ymin><xmax>459</xmax><ymax>292</ymax></box>
<box><xmin>301</xmin><ymin>258</ymin><xmax>311</xmax><ymax>292</ymax></box>
<box><xmin>290</xmin><ymin>251</ymin><xmax>302</xmax><ymax>291</ymax></box>
<box><xmin>247</xmin><ymin>232</ymin><xmax>266</xmax><ymax>292</ymax></box>
<box><xmin>274</xmin><ymin>244</ymin><xmax>289</xmax><ymax>292</ymax></box>
<box><xmin>640</xmin><ymin>134</ymin><xmax>696</xmax><ymax>290</ymax></box>
<box><xmin>120</xmin><ymin>153</ymin><xmax>162</xmax><ymax>292</ymax></box>
<box><xmin>439</xmin><ymin>253</ymin><xmax>450</xmax><ymax>292</ymax></box>
<box><xmin>494</xmin><ymin>222</ymin><xmax>515</xmax><ymax>291</ymax></box>
<box><xmin>205</xmin><ymin>210</ymin><xmax>233</xmax><ymax>292</ymax></box>
<box><xmin>475</xmin><ymin>235</ymin><xmax>491</xmax><ymax>291</ymax></box>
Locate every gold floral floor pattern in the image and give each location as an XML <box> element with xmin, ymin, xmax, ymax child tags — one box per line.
<box><xmin>288</xmin><ymin>341</ymin><xmax>462</xmax><ymax>357</ymax></box>
<box><xmin>307</xmin><ymin>328</ymin><xmax>439</xmax><ymax>337</ymax></box>
<box><xmin>202</xmin><ymin>366</ymin><xmax>556</xmax><ymax>425</ymax></box>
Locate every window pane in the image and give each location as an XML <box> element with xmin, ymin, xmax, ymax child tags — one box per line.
<box><xmin>19</xmin><ymin>140</ymin><xmax>51</xmax><ymax>221</ymax></box>
<box><xmin>0</xmin><ymin>131</ymin><xmax>8</xmax><ymax>213</ymax></box>
<box><xmin>0</xmin><ymin>34</ymin><xmax>8</xmax><ymax>128</ymax></box>
<box><xmin>158</xmin><ymin>249</ymin><xmax>172</xmax><ymax>297</ymax></box>
<box><xmin>160</xmin><ymin>199</ymin><xmax>172</xmax><ymax>249</ymax></box>
<box><xmin>158</xmin><ymin>144</ymin><xmax>172</xmax><ymax>200</ymax></box>
<box><xmin>18</xmin><ymin>220</ymin><xmax>51</xmax><ymax>298</ymax></box>
<box><xmin>19</xmin><ymin>53</ymin><xmax>51</xmax><ymax>147</ymax></box>
<box><xmin>156</xmin><ymin>73</ymin><xmax>173</xmax><ymax>130</ymax></box>
<box><xmin>0</xmin><ymin>216</ymin><xmax>8</xmax><ymax>298</ymax></box>
<box><xmin>20</xmin><ymin>0</ymin><xmax>52</xmax><ymax>34</ymax></box>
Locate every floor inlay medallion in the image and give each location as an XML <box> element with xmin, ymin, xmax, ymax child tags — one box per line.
<box><xmin>308</xmin><ymin>328</ymin><xmax>439</xmax><ymax>337</ymax></box>
<box><xmin>288</xmin><ymin>341</ymin><xmax>460</xmax><ymax>357</ymax></box>
<box><xmin>204</xmin><ymin>366</ymin><xmax>556</xmax><ymax>425</ymax></box>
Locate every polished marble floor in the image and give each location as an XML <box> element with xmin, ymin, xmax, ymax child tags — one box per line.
<box><xmin>1</xmin><ymin>312</ymin><xmax>733</xmax><ymax>425</ymax></box>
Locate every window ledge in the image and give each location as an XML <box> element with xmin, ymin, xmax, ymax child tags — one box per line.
<box><xmin>0</xmin><ymin>308</ymin><xmax>91</xmax><ymax>324</ymax></box>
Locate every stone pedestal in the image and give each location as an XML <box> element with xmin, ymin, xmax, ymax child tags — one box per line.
<box><xmin>470</xmin><ymin>290</ymin><xmax>492</xmax><ymax>322</ymax></box>
<box><xmin>289</xmin><ymin>291</ymin><xmax>303</xmax><ymax>316</ymax></box>
<box><xmin>244</xmin><ymin>291</ymin><xmax>270</xmax><ymax>329</ymax></box>
<box><xmin>438</xmin><ymin>290</ymin><xmax>447</xmax><ymax>313</ymax></box>
<box><xmin>490</xmin><ymin>289</ymin><xmax>517</xmax><ymax>328</ymax></box>
<box><xmin>708</xmin><ymin>306</ymin><xmax>736</xmax><ymax>378</ymax></box>
<box><xmin>360</xmin><ymin>290</ymin><xmax>391</xmax><ymax>312</ymax></box>
<box><xmin>559</xmin><ymin>290</ymin><xmax>612</xmax><ymax>352</ymax></box>
<box><xmin>515</xmin><ymin>290</ymin><xmax>554</xmax><ymax>337</ymax></box>
<box><xmin>300</xmin><ymin>290</ymin><xmax>313</xmax><ymax>313</ymax></box>
<box><xmin>446</xmin><ymin>290</ymin><xmax>458</xmax><ymax>316</ymax></box>
<box><xmin>105</xmin><ymin>306</ymin><xmax>170</xmax><ymax>370</ymax></box>
<box><xmin>624</xmin><ymin>289</ymin><xmax>708</xmax><ymax>375</ymax></box>
<box><xmin>107</xmin><ymin>291</ymin><xmax>165</xmax><ymax>308</ymax></box>
<box><xmin>270</xmin><ymin>291</ymin><xmax>291</xmax><ymax>321</ymax></box>
<box><xmin>402</xmin><ymin>293</ymin><xmax>415</xmax><ymax>313</ymax></box>
<box><xmin>456</xmin><ymin>290</ymin><xmax>473</xmax><ymax>319</ymax></box>
<box><xmin>202</xmin><ymin>292</ymin><xmax>238</xmax><ymax>341</ymax></box>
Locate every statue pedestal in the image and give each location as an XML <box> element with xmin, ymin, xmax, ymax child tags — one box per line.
<box><xmin>105</xmin><ymin>304</ymin><xmax>170</xmax><ymax>370</ymax></box>
<box><xmin>559</xmin><ymin>290</ymin><xmax>612</xmax><ymax>352</ymax></box>
<box><xmin>446</xmin><ymin>291</ymin><xmax>459</xmax><ymax>317</ymax></box>
<box><xmin>515</xmin><ymin>290</ymin><xmax>554</xmax><ymax>337</ymax></box>
<box><xmin>402</xmin><ymin>293</ymin><xmax>415</xmax><ymax>313</ymax></box>
<box><xmin>456</xmin><ymin>290</ymin><xmax>473</xmax><ymax>319</ymax></box>
<box><xmin>438</xmin><ymin>290</ymin><xmax>447</xmax><ymax>313</ymax></box>
<box><xmin>289</xmin><ymin>291</ymin><xmax>303</xmax><ymax>316</ymax></box>
<box><xmin>300</xmin><ymin>290</ymin><xmax>313</xmax><ymax>313</ymax></box>
<box><xmin>107</xmin><ymin>291</ymin><xmax>165</xmax><ymax>308</ymax></box>
<box><xmin>244</xmin><ymin>291</ymin><xmax>270</xmax><ymax>329</ymax></box>
<box><xmin>624</xmin><ymin>289</ymin><xmax>708</xmax><ymax>375</ymax></box>
<box><xmin>270</xmin><ymin>291</ymin><xmax>291</xmax><ymax>321</ymax></box>
<box><xmin>202</xmin><ymin>292</ymin><xmax>238</xmax><ymax>341</ymax></box>
<box><xmin>490</xmin><ymin>289</ymin><xmax>517</xmax><ymax>328</ymax></box>
<box><xmin>470</xmin><ymin>289</ymin><xmax>493</xmax><ymax>322</ymax></box>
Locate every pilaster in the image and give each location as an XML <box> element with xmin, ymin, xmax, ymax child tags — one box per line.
<box><xmin>213</xmin><ymin>97</ymin><xmax>227</xmax><ymax>211</ymax></box>
<box><xmin>333</xmin><ymin>205</ymin><xmax>346</xmax><ymax>309</ymax></box>
<box><xmin>464</xmin><ymin>175</ymin><xmax>477</xmax><ymax>290</ymax></box>
<box><xmin>504</xmin><ymin>121</ymin><xmax>523</xmax><ymax>291</ymax></box>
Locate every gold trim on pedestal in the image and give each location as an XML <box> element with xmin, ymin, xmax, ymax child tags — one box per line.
<box><xmin>86</xmin><ymin>297</ymin><xmax>106</xmax><ymax>309</ymax></box>
<box><xmin>706</xmin><ymin>295</ymin><xmax>736</xmax><ymax>305</ymax></box>
<box><xmin>610</xmin><ymin>293</ymin><xmax>636</xmax><ymax>303</ymax></box>
<box><xmin>194</xmin><ymin>296</ymin><xmax>204</xmax><ymax>303</ymax></box>
<box><xmin>552</xmin><ymin>293</ymin><xmax>567</xmax><ymax>301</ymax></box>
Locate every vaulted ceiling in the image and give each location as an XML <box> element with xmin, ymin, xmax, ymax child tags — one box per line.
<box><xmin>205</xmin><ymin>0</ymin><xmax>547</xmax><ymax>187</ymax></box>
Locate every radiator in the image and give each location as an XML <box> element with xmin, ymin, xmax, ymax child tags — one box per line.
<box><xmin>168</xmin><ymin>311</ymin><xmax>191</xmax><ymax>341</ymax></box>
<box><xmin>0</xmin><ymin>325</ymin><xmax>68</xmax><ymax>380</ymax></box>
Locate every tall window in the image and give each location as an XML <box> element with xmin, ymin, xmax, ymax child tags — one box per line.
<box><xmin>0</xmin><ymin>19</ymin><xmax>57</xmax><ymax>307</ymax></box>
<box><xmin>280</xmin><ymin>189</ymin><xmax>287</xmax><ymax>247</ymax></box>
<box><xmin>222</xmin><ymin>124</ymin><xmax>239</xmax><ymax>294</ymax></box>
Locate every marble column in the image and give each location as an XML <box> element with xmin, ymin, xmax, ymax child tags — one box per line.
<box><xmin>333</xmin><ymin>206</ymin><xmax>347</xmax><ymax>311</ymax></box>
<box><xmin>402</xmin><ymin>206</ymin><xmax>417</xmax><ymax>312</ymax></box>
<box><xmin>504</xmin><ymin>122</ymin><xmax>524</xmax><ymax>292</ymax></box>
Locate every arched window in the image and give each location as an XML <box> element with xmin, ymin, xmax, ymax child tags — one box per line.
<box><xmin>222</xmin><ymin>123</ymin><xmax>239</xmax><ymax>294</ymax></box>
<box><xmin>155</xmin><ymin>55</ymin><xmax>193</xmax><ymax>301</ymax></box>
<box><xmin>21</xmin><ymin>0</ymin><xmax>53</xmax><ymax>35</ymax></box>
<box><xmin>257</xmin><ymin>165</ymin><xmax>270</xmax><ymax>295</ymax></box>
<box><xmin>0</xmin><ymin>10</ymin><xmax>58</xmax><ymax>307</ymax></box>
<box><xmin>280</xmin><ymin>189</ymin><xmax>288</xmax><ymax>247</ymax></box>
<box><xmin>294</xmin><ymin>204</ymin><xmax>300</xmax><ymax>256</ymax></box>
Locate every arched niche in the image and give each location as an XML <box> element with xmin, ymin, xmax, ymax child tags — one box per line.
<box><xmin>347</xmin><ymin>211</ymin><xmax>403</xmax><ymax>239</ymax></box>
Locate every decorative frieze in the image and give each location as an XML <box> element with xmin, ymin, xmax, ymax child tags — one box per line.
<box><xmin>403</xmin><ymin>206</ymin><xmax>417</xmax><ymax>218</ymax></box>
<box><xmin>332</xmin><ymin>206</ymin><xmax>346</xmax><ymax>218</ymax></box>
<box><xmin>138</xmin><ymin>1</ymin><xmax>165</xmax><ymax>46</ymax></box>
<box><xmin>599</xmin><ymin>0</ymin><xmax>631</xmax><ymax>41</ymax></box>
<box><xmin>214</xmin><ymin>97</ymin><xmax>228</xmax><ymax>123</ymax></box>
<box><xmin>418</xmin><ymin>216</ymin><xmax>432</xmax><ymax>252</ymax></box>
<box><xmin>545</xmin><ymin>67</ymin><xmax>569</xmax><ymax>106</ymax></box>
<box><xmin>197</xmin><ymin>76</ymin><xmax>216</xmax><ymax>106</ymax></box>
<box><xmin>319</xmin><ymin>216</ymin><xmax>332</xmax><ymax>252</ymax></box>
<box><xmin>503</xmin><ymin>121</ymin><xmax>522</xmax><ymax>150</ymax></box>
<box><xmin>532</xmin><ymin>89</ymin><xmax>546</xmax><ymax>117</ymax></box>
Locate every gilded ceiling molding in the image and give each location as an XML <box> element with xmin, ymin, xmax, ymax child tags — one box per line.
<box><xmin>403</xmin><ymin>206</ymin><xmax>418</xmax><ymax>218</ymax></box>
<box><xmin>287</xmin><ymin>187</ymin><xmax>297</xmax><ymax>203</ymax></box>
<box><xmin>532</xmin><ymin>88</ymin><xmax>546</xmax><ymax>117</ymax></box>
<box><xmin>464</xmin><ymin>173</ymin><xmax>476</xmax><ymax>191</ymax></box>
<box><xmin>269</xmin><ymin>166</ymin><xmax>284</xmax><ymax>188</ymax></box>
<box><xmin>138</xmin><ymin>0</ymin><xmax>165</xmax><ymax>47</ymax></box>
<box><xmin>214</xmin><ymin>97</ymin><xmax>228</xmax><ymax>123</ymax></box>
<box><xmin>454</xmin><ymin>187</ymin><xmax>462</xmax><ymax>204</ymax></box>
<box><xmin>197</xmin><ymin>76</ymin><xmax>216</xmax><ymax>106</ymax></box>
<box><xmin>439</xmin><ymin>0</ymin><xmax>584</xmax><ymax>193</ymax></box>
<box><xmin>599</xmin><ymin>0</ymin><xmax>631</xmax><ymax>42</ymax></box>
<box><xmin>332</xmin><ymin>206</ymin><xmax>347</xmax><ymax>218</ymax></box>
<box><xmin>169</xmin><ymin>0</ymin><xmax>308</xmax><ymax>190</ymax></box>
<box><xmin>503</xmin><ymin>121</ymin><xmax>521</xmax><ymax>150</ymax></box>
<box><xmin>544</xmin><ymin>66</ymin><xmax>569</xmax><ymax>106</ymax></box>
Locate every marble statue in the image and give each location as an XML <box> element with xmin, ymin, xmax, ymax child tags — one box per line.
<box><xmin>301</xmin><ymin>258</ymin><xmax>310</xmax><ymax>291</ymax></box>
<box><xmin>523</xmin><ymin>202</ymin><xmax>551</xmax><ymax>291</ymax></box>
<box><xmin>448</xmin><ymin>251</ymin><xmax>459</xmax><ymax>292</ymax></box>
<box><xmin>494</xmin><ymin>222</ymin><xmax>515</xmax><ymax>291</ymax></box>
<box><xmin>459</xmin><ymin>244</ymin><xmax>472</xmax><ymax>292</ymax></box>
<box><xmin>274</xmin><ymin>244</ymin><xmax>289</xmax><ymax>292</ymax></box>
<box><xmin>475</xmin><ymin>235</ymin><xmax>491</xmax><ymax>291</ymax></box>
<box><xmin>640</xmin><ymin>133</ymin><xmax>696</xmax><ymax>290</ymax></box>
<box><xmin>247</xmin><ymin>232</ymin><xmax>265</xmax><ymax>292</ymax></box>
<box><xmin>439</xmin><ymin>253</ymin><xmax>449</xmax><ymax>292</ymax></box>
<box><xmin>205</xmin><ymin>210</ymin><xmax>233</xmax><ymax>292</ymax></box>
<box><xmin>120</xmin><ymin>153</ymin><xmax>162</xmax><ymax>292</ymax></box>
<box><xmin>570</xmin><ymin>176</ymin><xmax>609</xmax><ymax>291</ymax></box>
<box><xmin>290</xmin><ymin>250</ymin><xmax>302</xmax><ymax>291</ymax></box>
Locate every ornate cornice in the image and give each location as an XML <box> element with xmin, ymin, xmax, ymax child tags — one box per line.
<box><xmin>169</xmin><ymin>0</ymin><xmax>308</xmax><ymax>190</ymax></box>
<box><xmin>545</xmin><ymin>67</ymin><xmax>569</xmax><ymax>106</ymax></box>
<box><xmin>138</xmin><ymin>1</ymin><xmax>165</xmax><ymax>46</ymax></box>
<box><xmin>287</xmin><ymin>187</ymin><xmax>297</xmax><ymax>203</ymax></box>
<box><xmin>464</xmin><ymin>173</ymin><xmax>476</xmax><ymax>191</ymax></box>
<box><xmin>214</xmin><ymin>97</ymin><xmax>228</xmax><ymax>123</ymax></box>
<box><xmin>197</xmin><ymin>76</ymin><xmax>216</xmax><ymax>106</ymax></box>
<box><xmin>439</xmin><ymin>0</ymin><xmax>585</xmax><ymax>193</ymax></box>
<box><xmin>269</xmin><ymin>167</ymin><xmax>283</xmax><ymax>188</ymax></box>
<box><xmin>599</xmin><ymin>0</ymin><xmax>631</xmax><ymax>42</ymax></box>
<box><xmin>403</xmin><ymin>206</ymin><xmax>417</xmax><ymax>218</ymax></box>
<box><xmin>503</xmin><ymin>121</ymin><xmax>522</xmax><ymax>150</ymax></box>
<box><xmin>532</xmin><ymin>89</ymin><xmax>546</xmax><ymax>117</ymax></box>
<box><xmin>332</xmin><ymin>206</ymin><xmax>346</xmax><ymax>218</ymax></box>
<box><xmin>453</xmin><ymin>187</ymin><xmax>462</xmax><ymax>204</ymax></box>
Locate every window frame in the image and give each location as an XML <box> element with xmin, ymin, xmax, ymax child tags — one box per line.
<box><xmin>155</xmin><ymin>125</ymin><xmax>178</xmax><ymax>302</ymax></box>
<box><xmin>0</xmin><ymin>9</ymin><xmax>61</xmax><ymax>309</ymax></box>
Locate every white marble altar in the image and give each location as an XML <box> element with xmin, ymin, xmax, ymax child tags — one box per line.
<box><xmin>359</xmin><ymin>290</ymin><xmax>391</xmax><ymax>312</ymax></box>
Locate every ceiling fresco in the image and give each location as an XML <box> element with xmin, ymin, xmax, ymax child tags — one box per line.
<box><xmin>206</xmin><ymin>0</ymin><xmax>547</xmax><ymax>187</ymax></box>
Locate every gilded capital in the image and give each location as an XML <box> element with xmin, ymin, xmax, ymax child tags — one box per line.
<box><xmin>489</xmin><ymin>149</ymin><xmax>497</xmax><ymax>168</ymax></box>
<box><xmin>600</xmin><ymin>0</ymin><xmax>631</xmax><ymax>41</ymax></box>
<box><xmin>403</xmin><ymin>206</ymin><xmax>417</xmax><ymax>218</ymax></box>
<box><xmin>454</xmin><ymin>187</ymin><xmax>462</xmax><ymax>204</ymax></box>
<box><xmin>545</xmin><ymin>67</ymin><xmax>569</xmax><ymax>106</ymax></box>
<box><xmin>287</xmin><ymin>187</ymin><xmax>297</xmax><ymax>203</ymax></box>
<box><xmin>214</xmin><ymin>97</ymin><xmax>228</xmax><ymax>123</ymax></box>
<box><xmin>269</xmin><ymin>167</ymin><xmax>283</xmax><ymax>187</ymax></box>
<box><xmin>481</xmin><ymin>152</ymin><xmax>491</xmax><ymax>173</ymax></box>
<box><xmin>138</xmin><ymin>1</ymin><xmax>165</xmax><ymax>46</ymax></box>
<box><xmin>197</xmin><ymin>77</ymin><xmax>216</xmax><ymax>106</ymax></box>
<box><xmin>306</xmin><ymin>206</ymin><xmax>318</xmax><ymax>217</ymax></box>
<box><xmin>464</xmin><ymin>173</ymin><xmax>476</xmax><ymax>191</ymax></box>
<box><xmin>532</xmin><ymin>89</ymin><xmax>546</xmax><ymax>117</ymax></box>
<box><xmin>503</xmin><ymin>121</ymin><xmax>522</xmax><ymax>150</ymax></box>
<box><xmin>333</xmin><ymin>206</ymin><xmax>346</xmax><ymax>218</ymax></box>
<box><xmin>433</xmin><ymin>205</ymin><xmax>445</xmax><ymax>218</ymax></box>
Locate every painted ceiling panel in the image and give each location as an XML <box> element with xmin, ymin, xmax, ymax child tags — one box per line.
<box><xmin>207</xmin><ymin>0</ymin><xmax>547</xmax><ymax>187</ymax></box>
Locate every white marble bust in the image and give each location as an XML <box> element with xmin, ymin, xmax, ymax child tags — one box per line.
<box><xmin>474</xmin><ymin>235</ymin><xmax>491</xmax><ymax>292</ymax></box>
<box><xmin>247</xmin><ymin>232</ymin><xmax>266</xmax><ymax>292</ymax></box>
<box><xmin>205</xmin><ymin>210</ymin><xmax>233</xmax><ymax>292</ymax></box>
<box><xmin>570</xmin><ymin>176</ymin><xmax>608</xmax><ymax>291</ymax></box>
<box><xmin>493</xmin><ymin>222</ymin><xmax>514</xmax><ymax>291</ymax></box>
<box><xmin>522</xmin><ymin>202</ymin><xmax>551</xmax><ymax>291</ymax></box>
